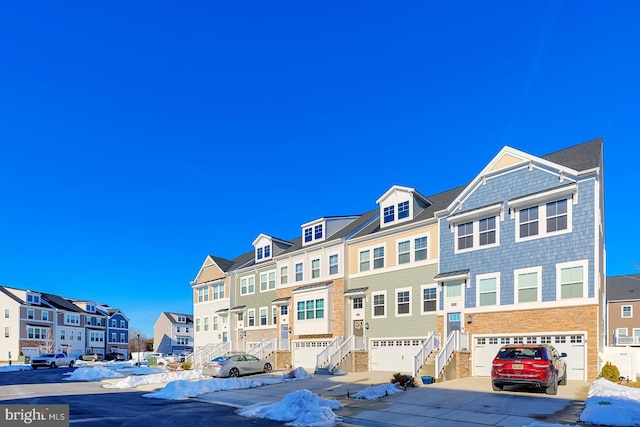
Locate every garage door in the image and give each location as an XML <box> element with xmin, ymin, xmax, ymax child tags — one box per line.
<box><xmin>370</xmin><ymin>338</ymin><xmax>423</xmax><ymax>373</ymax></box>
<box><xmin>292</xmin><ymin>340</ymin><xmax>332</xmax><ymax>370</ymax></box>
<box><xmin>473</xmin><ymin>334</ymin><xmax>586</xmax><ymax>381</ymax></box>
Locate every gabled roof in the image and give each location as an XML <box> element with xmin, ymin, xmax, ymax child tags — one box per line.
<box><xmin>541</xmin><ymin>137</ymin><xmax>602</xmax><ymax>172</ymax></box>
<box><xmin>162</xmin><ymin>312</ymin><xmax>194</xmax><ymax>324</ymax></box>
<box><xmin>0</xmin><ymin>286</ymin><xmax>24</xmax><ymax>304</ymax></box>
<box><xmin>209</xmin><ymin>255</ymin><xmax>236</xmax><ymax>273</ymax></box>
<box><xmin>607</xmin><ymin>274</ymin><xmax>640</xmax><ymax>302</ymax></box>
<box><xmin>40</xmin><ymin>293</ymin><xmax>84</xmax><ymax>313</ymax></box>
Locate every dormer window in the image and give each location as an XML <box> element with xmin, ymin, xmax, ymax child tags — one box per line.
<box><xmin>398</xmin><ymin>201</ymin><xmax>409</xmax><ymax>219</ymax></box>
<box><xmin>26</xmin><ymin>293</ymin><xmax>40</xmax><ymax>305</ymax></box>
<box><xmin>314</xmin><ymin>224</ymin><xmax>323</xmax><ymax>239</ymax></box>
<box><xmin>377</xmin><ymin>185</ymin><xmax>431</xmax><ymax>229</ymax></box>
<box><xmin>304</xmin><ymin>228</ymin><xmax>313</xmax><ymax>242</ymax></box>
<box><xmin>177</xmin><ymin>315</ymin><xmax>186</xmax><ymax>323</ymax></box>
<box><xmin>256</xmin><ymin>244</ymin><xmax>271</xmax><ymax>261</ymax></box>
<box><xmin>302</xmin><ymin>220</ymin><xmax>326</xmax><ymax>246</ymax></box>
<box><xmin>86</xmin><ymin>304</ymin><xmax>96</xmax><ymax>313</ymax></box>
<box><xmin>384</xmin><ymin>205</ymin><xmax>395</xmax><ymax>223</ymax></box>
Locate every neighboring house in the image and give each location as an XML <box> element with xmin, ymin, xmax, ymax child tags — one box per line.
<box><xmin>40</xmin><ymin>293</ymin><xmax>87</xmax><ymax>359</ymax></box>
<box><xmin>106</xmin><ymin>308</ymin><xmax>130</xmax><ymax>358</ymax></box>
<box><xmin>607</xmin><ymin>274</ymin><xmax>640</xmax><ymax>346</ymax></box>
<box><xmin>153</xmin><ymin>312</ymin><xmax>194</xmax><ymax>354</ymax></box>
<box><xmin>72</xmin><ymin>300</ymin><xmax>108</xmax><ymax>356</ymax></box>
<box><xmin>436</xmin><ymin>138</ymin><xmax>605</xmax><ymax>381</ymax></box>
<box><xmin>345</xmin><ymin>185</ymin><xmax>462</xmax><ymax>373</ymax></box>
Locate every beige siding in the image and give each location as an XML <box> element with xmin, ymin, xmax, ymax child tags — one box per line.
<box><xmin>488</xmin><ymin>153</ymin><xmax>525</xmax><ymax>173</ymax></box>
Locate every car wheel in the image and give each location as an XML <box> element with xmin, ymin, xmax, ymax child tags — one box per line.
<box><xmin>50</xmin><ymin>362</ymin><xmax>57</xmax><ymax>369</ymax></box>
<box><xmin>229</xmin><ymin>368</ymin><xmax>240</xmax><ymax>378</ymax></box>
<box><xmin>264</xmin><ymin>363</ymin><xmax>272</xmax><ymax>373</ymax></box>
<box><xmin>545</xmin><ymin>376</ymin><xmax>558</xmax><ymax>395</ymax></box>
<box><xmin>492</xmin><ymin>382</ymin><xmax>502</xmax><ymax>391</ymax></box>
<box><xmin>69</xmin><ymin>360</ymin><xmax>75</xmax><ymax>368</ymax></box>
<box><xmin>559</xmin><ymin>372</ymin><xmax>567</xmax><ymax>386</ymax></box>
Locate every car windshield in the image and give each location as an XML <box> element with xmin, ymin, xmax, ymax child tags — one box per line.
<box><xmin>496</xmin><ymin>347</ymin><xmax>544</xmax><ymax>360</ymax></box>
<box><xmin>211</xmin><ymin>356</ymin><xmax>230</xmax><ymax>362</ymax></box>
<box><xmin>40</xmin><ymin>353</ymin><xmax>55</xmax><ymax>357</ymax></box>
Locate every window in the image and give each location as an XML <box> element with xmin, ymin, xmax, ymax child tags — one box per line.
<box><xmin>280</xmin><ymin>266</ymin><xmax>288</xmax><ymax>284</ymax></box>
<box><xmin>198</xmin><ymin>288</ymin><xmax>209</xmax><ymax>302</ymax></box>
<box><xmin>622</xmin><ymin>305</ymin><xmax>633</xmax><ymax>318</ymax></box>
<box><xmin>111</xmin><ymin>332</ymin><xmax>117</xmax><ymax>342</ymax></box>
<box><xmin>384</xmin><ymin>205</ymin><xmax>395</xmax><ymax>223</ymax></box>
<box><xmin>617</xmin><ymin>328</ymin><xmax>628</xmax><ymax>337</ymax></box>
<box><xmin>4</xmin><ymin>308</ymin><xmax>8</xmax><ymax>318</ymax></box>
<box><xmin>478</xmin><ymin>276</ymin><xmax>497</xmax><ymax>306</ymax></box>
<box><xmin>559</xmin><ymin>264</ymin><xmax>584</xmax><ymax>299</ymax></box>
<box><xmin>296</xmin><ymin>299</ymin><xmax>325</xmax><ymax>320</ymax></box>
<box><xmin>457</xmin><ymin>222</ymin><xmax>473</xmax><ymax>250</ymax></box>
<box><xmin>373</xmin><ymin>292</ymin><xmax>385</xmax><ymax>317</ymax></box>
<box><xmin>304</xmin><ymin>227</ymin><xmax>313</xmax><ymax>242</ymax></box>
<box><xmin>396</xmin><ymin>289</ymin><xmax>411</xmax><ymax>316</ymax></box>
<box><xmin>241</xmin><ymin>276</ymin><xmax>255</xmax><ymax>295</ymax></box>
<box><xmin>398</xmin><ymin>201</ymin><xmax>409</xmax><ymax>219</ymax></box>
<box><xmin>446</xmin><ymin>283</ymin><xmax>462</xmax><ymax>298</ymax></box>
<box><xmin>41</xmin><ymin>311</ymin><xmax>49</xmax><ymax>321</ymax></box>
<box><xmin>26</xmin><ymin>294</ymin><xmax>40</xmax><ymax>304</ymax></box>
<box><xmin>120</xmin><ymin>319</ymin><xmax>125</xmax><ymax>328</ymax></box>
<box><xmin>257</xmin><ymin>247</ymin><xmax>263</xmax><ymax>260</ymax></box>
<box><xmin>516</xmin><ymin>269</ymin><xmax>539</xmax><ymax>303</ymax></box>
<box><xmin>314</xmin><ymin>224</ymin><xmax>323</xmax><ymax>240</ymax></box>
<box><xmin>260</xmin><ymin>308</ymin><xmax>267</xmax><ymax>326</ymax></box>
<box><xmin>373</xmin><ymin>247</ymin><xmax>384</xmax><ymax>269</ymax></box>
<box><xmin>213</xmin><ymin>284</ymin><xmax>225</xmax><ymax>299</ymax></box>
<box><xmin>260</xmin><ymin>273</ymin><xmax>268</xmax><ymax>291</ymax></box>
<box><xmin>27</xmin><ymin>309</ymin><xmax>34</xmax><ymax>320</ymax></box>
<box><xmin>295</xmin><ymin>263</ymin><xmax>303</xmax><ymax>282</ymax></box>
<box><xmin>248</xmin><ymin>310</ymin><xmax>255</xmax><ymax>327</ymax></box>
<box><xmin>479</xmin><ymin>217</ymin><xmax>496</xmax><ymax>246</ymax></box>
<box><xmin>359</xmin><ymin>250</ymin><xmax>370</xmax><ymax>272</ymax></box>
<box><xmin>353</xmin><ymin>297</ymin><xmax>363</xmax><ymax>309</ymax></box>
<box><xmin>203</xmin><ymin>317</ymin><xmax>209</xmax><ymax>331</ymax></box>
<box><xmin>422</xmin><ymin>287</ymin><xmax>436</xmax><ymax>312</ymax></box>
<box><xmin>111</xmin><ymin>319</ymin><xmax>117</xmax><ymax>327</ymax></box>
<box><xmin>546</xmin><ymin>200</ymin><xmax>567</xmax><ymax>232</ymax></box>
<box><xmin>519</xmin><ymin>206</ymin><xmax>539</xmax><ymax>238</ymax></box>
<box><xmin>329</xmin><ymin>254</ymin><xmax>338</xmax><ymax>275</ymax></box>
<box><xmin>398</xmin><ymin>240</ymin><xmax>410</xmax><ymax>264</ymax></box>
<box><xmin>4</xmin><ymin>327</ymin><xmax>8</xmax><ymax>338</ymax></box>
<box><xmin>415</xmin><ymin>236</ymin><xmax>427</xmax><ymax>261</ymax></box>
<box><xmin>27</xmin><ymin>327</ymin><xmax>48</xmax><ymax>339</ymax></box>
<box><xmin>311</xmin><ymin>259</ymin><xmax>320</xmax><ymax>279</ymax></box>
<box><xmin>280</xmin><ymin>305</ymin><xmax>288</xmax><ymax>316</ymax></box>
<box><xmin>195</xmin><ymin>318</ymin><xmax>200</xmax><ymax>332</ymax></box>
<box><xmin>213</xmin><ymin>316</ymin><xmax>219</xmax><ymax>330</ymax></box>
<box><xmin>272</xmin><ymin>307</ymin><xmax>277</xmax><ymax>324</ymax></box>
<box><xmin>264</xmin><ymin>245</ymin><xmax>271</xmax><ymax>257</ymax></box>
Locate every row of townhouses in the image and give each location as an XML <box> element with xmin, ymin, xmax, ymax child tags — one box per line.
<box><xmin>0</xmin><ymin>286</ymin><xmax>129</xmax><ymax>360</ymax></box>
<box><xmin>190</xmin><ymin>138</ymin><xmax>606</xmax><ymax>381</ymax></box>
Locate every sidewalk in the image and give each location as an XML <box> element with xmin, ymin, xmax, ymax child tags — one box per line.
<box><xmin>195</xmin><ymin>371</ymin><xmax>590</xmax><ymax>426</ymax></box>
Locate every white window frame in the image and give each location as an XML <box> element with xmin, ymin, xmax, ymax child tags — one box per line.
<box><xmin>371</xmin><ymin>290</ymin><xmax>387</xmax><ymax>319</ymax></box>
<box><xmin>414</xmin><ymin>234</ymin><xmax>429</xmax><ymax>262</ymax></box>
<box><xmin>373</xmin><ymin>246</ymin><xmax>385</xmax><ymax>269</ymax></box>
<box><xmin>397</xmin><ymin>239</ymin><xmax>411</xmax><ymax>265</ymax></box>
<box><xmin>195</xmin><ymin>318</ymin><xmax>201</xmax><ymax>332</ymax></box>
<box><xmin>514</xmin><ymin>266</ymin><xmax>542</xmax><ymax>304</ymax></box>
<box><xmin>27</xmin><ymin>309</ymin><xmax>34</xmax><ymax>320</ymax></box>
<box><xmin>328</xmin><ymin>254</ymin><xmax>339</xmax><ymax>275</ymax></box>
<box><xmin>248</xmin><ymin>309</ymin><xmax>256</xmax><ymax>327</ymax></box>
<box><xmin>395</xmin><ymin>287</ymin><xmax>412</xmax><ymax>317</ymax></box>
<box><xmin>477</xmin><ymin>272</ymin><xmax>500</xmax><ymax>307</ymax></box>
<box><xmin>420</xmin><ymin>284</ymin><xmax>437</xmax><ymax>314</ymax></box>
<box><xmin>449</xmin><ymin>203</ymin><xmax>502</xmax><ymax>254</ymax></box>
<box><xmin>41</xmin><ymin>311</ymin><xmax>49</xmax><ymax>321</ymax></box>
<box><xmin>617</xmin><ymin>327</ymin><xmax>628</xmax><ymax>337</ymax></box>
<box><xmin>213</xmin><ymin>316</ymin><xmax>219</xmax><ymax>331</ymax></box>
<box><xmin>622</xmin><ymin>305</ymin><xmax>633</xmax><ymax>318</ymax></box>
<box><xmin>241</xmin><ymin>276</ymin><xmax>255</xmax><ymax>296</ymax></box>
<box><xmin>311</xmin><ymin>259</ymin><xmax>320</xmax><ymax>279</ymax></box>
<box><xmin>359</xmin><ymin>250</ymin><xmax>370</xmax><ymax>272</ymax></box>
<box><xmin>259</xmin><ymin>307</ymin><xmax>268</xmax><ymax>326</ymax></box>
<box><xmin>198</xmin><ymin>287</ymin><xmax>209</xmax><ymax>302</ymax></box>
<box><xmin>203</xmin><ymin>316</ymin><xmax>209</xmax><ymax>331</ymax></box>
<box><xmin>556</xmin><ymin>259</ymin><xmax>588</xmax><ymax>300</ymax></box>
<box><xmin>511</xmin><ymin>190</ymin><xmax>575</xmax><ymax>243</ymax></box>
<box><xmin>295</xmin><ymin>263</ymin><xmax>303</xmax><ymax>282</ymax></box>
<box><xmin>213</xmin><ymin>283</ymin><xmax>225</xmax><ymax>299</ymax></box>
<box><xmin>280</xmin><ymin>266</ymin><xmax>288</xmax><ymax>284</ymax></box>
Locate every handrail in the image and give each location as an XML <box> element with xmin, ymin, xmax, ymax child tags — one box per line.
<box><xmin>328</xmin><ymin>335</ymin><xmax>367</xmax><ymax>372</ymax></box>
<box><xmin>248</xmin><ymin>338</ymin><xmax>277</xmax><ymax>360</ymax></box>
<box><xmin>412</xmin><ymin>332</ymin><xmax>441</xmax><ymax>377</ymax></box>
<box><xmin>434</xmin><ymin>330</ymin><xmax>469</xmax><ymax>378</ymax></box>
<box><xmin>188</xmin><ymin>341</ymin><xmax>231</xmax><ymax>368</ymax></box>
<box><xmin>315</xmin><ymin>337</ymin><xmax>343</xmax><ymax>371</ymax></box>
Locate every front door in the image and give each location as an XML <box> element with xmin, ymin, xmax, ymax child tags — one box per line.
<box><xmin>447</xmin><ymin>312</ymin><xmax>461</xmax><ymax>335</ymax></box>
<box><xmin>353</xmin><ymin>320</ymin><xmax>364</xmax><ymax>337</ymax></box>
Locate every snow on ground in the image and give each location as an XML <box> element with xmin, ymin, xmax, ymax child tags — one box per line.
<box><xmin>2</xmin><ymin>363</ymin><xmax>640</xmax><ymax>427</ymax></box>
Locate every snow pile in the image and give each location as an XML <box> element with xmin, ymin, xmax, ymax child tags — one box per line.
<box><xmin>143</xmin><ymin>376</ymin><xmax>283</xmax><ymax>399</ymax></box>
<box><xmin>104</xmin><ymin>369</ymin><xmax>204</xmax><ymax>389</ymax></box>
<box><xmin>239</xmin><ymin>389</ymin><xmax>342</xmax><ymax>427</ymax></box>
<box><xmin>352</xmin><ymin>383</ymin><xmax>403</xmax><ymax>400</ymax></box>
<box><xmin>579</xmin><ymin>378</ymin><xmax>640</xmax><ymax>426</ymax></box>
<box><xmin>66</xmin><ymin>366</ymin><xmax>126</xmax><ymax>381</ymax></box>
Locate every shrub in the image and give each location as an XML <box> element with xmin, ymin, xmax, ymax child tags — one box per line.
<box><xmin>600</xmin><ymin>361</ymin><xmax>620</xmax><ymax>382</ymax></box>
<box><xmin>390</xmin><ymin>372</ymin><xmax>415</xmax><ymax>387</ymax></box>
<box><xmin>181</xmin><ymin>360</ymin><xmax>193</xmax><ymax>370</ymax></box>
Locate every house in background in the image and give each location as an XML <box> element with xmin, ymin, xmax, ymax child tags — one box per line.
<box><xmin>153</xmin><ymin>312</ymin><xmax>194</xmax><ymax>355</ymax></box>
<box><xmin>606</xmin><ymin>274</ymin><xmax>640</xmax><ymax>346</ymax></box>
<box><xmin>106</xmin><ymin>308</ymin><xmax>129</xmax><ymax>358</ymax></box>
<box><xmin>40</xmin><ymin>292</ymin><xmax>87</xmax><ymax>359</ymax></box>
<box><xmin>72</xmin><ymin>300</ymin><xmax>108</xmax><ymax>356</ymax></box>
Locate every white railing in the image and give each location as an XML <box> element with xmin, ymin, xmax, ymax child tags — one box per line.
<box><xmin>434</xmin><ymin>330</ymin><xmax>468</xmax><ymax>379</ymax></box>
<box><xmin>315</xmin><ymin>337</ymin><xmax>343</xmax><ymax>371</ymax></box>
<box><xmin>188</xmin><ymin>341</ymin><xmax>231</xmax><ymax>367</ymax></box>
<box><xmin>279</xmin><ymin>338</ymin><xmax>290</xmax><ymax>351</ymax></box>
<box><xmin>615</xmin><ymin>336</ymin><xmax>640</xmax><ymax>346</ymax></box>
<box><xmin>328</xmin><ymin>336</ymin><xmax>367</xmax><ymax>372</ymax></box>
<box><xmin>248</xmin><ymin>338</ymin><xmax>277</xmax><ymax>360</ymax></box>
<box><xmin>412</xmin><ymin>332</ymin><xmax>441</xmax><ymax>377</ymax></box>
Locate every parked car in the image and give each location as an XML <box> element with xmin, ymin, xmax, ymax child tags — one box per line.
<box><xmin>167</xmin><ymin>351</ymin><xmax>191</xmax><ymax>362</ymax></box>
<box><xmin>31</xmin><ymin>353</ymin><xmax>76</xmax><ymax>369</ymax></box>
<box><xmin>80</xmin><ymin>352</ymin><xmax>104</xmax><ymax>362</ymax></box>
<box><xmin>203</xmin><ymin>353</ymin><xmax>272</xmax><ymax>378</ymax></box>
<box><xmin>491</xmin><ymin>344</ymin><xmax>567</xmax><ymax>395</ymax></box>
<box><xmin>104</xmin><ymin>352</ymin><xmax>125</xmax><ymax>361</ymax></box>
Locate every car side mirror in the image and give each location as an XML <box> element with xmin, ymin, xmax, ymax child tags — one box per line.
<box><xmin>561</xmin><ymin>352</ymin><xmax>567</xmax><ymax>358</ymax></box>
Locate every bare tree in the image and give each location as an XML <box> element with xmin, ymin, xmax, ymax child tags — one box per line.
<box><xmin>128</xmin><ymin>328</ymin><xmax>152</xmax><ymax>353</ymax></box>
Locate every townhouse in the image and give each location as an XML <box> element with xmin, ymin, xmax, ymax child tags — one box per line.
<box><xmin>606</xmin><ymin>274</ymin><xmax>640</xmax><ymax>347</ymax></box>
<box><xmin>189</xmin><ymin>138</ymin><xmax>605</xmax><ymax>381</ymax></box>
<box><xmin>153</xmin><ymin>312</ymin><xmax>194</xmax><ymax>355</ymax></box>
<box><xmin>107</xmin><ymin>308</ymin><xmax>130</xmax><ymax>357</ymax></box>
<box><xmin>0</xmin><ymin>285</ymin><xmax>129</xmax><ymax>360</ymax></box>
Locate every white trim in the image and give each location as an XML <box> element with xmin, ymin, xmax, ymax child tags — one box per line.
<box><xmin>371</xmin><ymin>290</ymin><xmax>387</xmax><ymax>319</ymax></box>
<box><xmin>448</xmin><ymin>203</ymin><xmax>503</xmax><ymax>224</ymax></box>
<box><xmin>420</xmin><ymin>283</ymin><xmax>438</xmax><ymax>315</ymax></box>
<box><xmin>622</xmin><ymin>305</ymin><xmax>633</xmax><ymax>318</ymax></box>
<box><xmin>556</xmin><ymin>259</ymin><xmax>589</xmax><ymax>301</ymax></box>
<box><xmin>514</xmin><ymin>196</ymin><xmax>573</xmax><ymax>243</ymax></box>
<box><xmin>508</xmin><ymin>184</ymin><xmax>577</xmax><ymax>210</ymax></box>
<box><xmin>453</xmin><ymin>213</ymin><xmax>501</xmax><ymax>254</ymax></box>
<box><xmin>395</xmin><ymin>287</ymin><xmax>412</xmax><ymax>317</ymax></box>
<box><xmin>476</xmin><ymin>272</ymin><xmax>501</xmax><ymax>308</ymax></box>
<box><xmin>514</xmin><ymin>266</ymin><xmax>542</xmax><ymax>304</ymax></box>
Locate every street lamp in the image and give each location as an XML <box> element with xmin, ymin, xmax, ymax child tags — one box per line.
<box><xmin>137</xmin><ymin>333</ymin><xmax>140</xmax><ymax>365</ymax></box>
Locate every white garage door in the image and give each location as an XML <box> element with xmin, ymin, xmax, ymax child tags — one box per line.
<box><xmin>473</xmin><ymin>334</ymin><xmax>586</xmax><ymax>381</ymax></box>
<box><xmin>370</xmin><ymin>338</ymin><xmax>423</xmax><ymax>374</ymax></box>
<box><xmin>292</xmin><ymin>340</ymin><xmax>332</xmax><ymax>370</ymax></box>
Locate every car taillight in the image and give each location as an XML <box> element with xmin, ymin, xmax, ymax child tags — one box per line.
<box><xmin>532</xmin><ymin>361</ymin><xmax>551</xmax><ymax>369</ymax></box>
<box><xmin>492</xmin><ymin>361</ymin><xmax>505</xmax><ymax>367</ymax></box>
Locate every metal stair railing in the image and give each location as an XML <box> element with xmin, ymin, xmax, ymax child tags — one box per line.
<box><xmin>315</xmin><ymin>337</ymin><xmax>343</xmax><ymax>371</ymax></box>
<box><xmin>412</xmin><ymin>332</ymin><xmax>441</xmax><ymax>377</ymax></box>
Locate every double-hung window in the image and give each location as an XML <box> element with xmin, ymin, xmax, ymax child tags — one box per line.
<box><xmin>398</xmin><ymin>240</ymin><xmax>410</xmax><ymax>264</ymax></box>
<box><xmin>314</xmin><ymin>225</ymin><xmax>323</xmax><ymax>240</ymax></box>
<box><xmin>622</xmin><ymin>305</ymin><xmax>633</xmax><ymax>318</ymax></box>
<box><xmin>422</xmin><ymin>287</ymin><xmax>436</xmax><ymax>312</ymax></box>
<box><xmin>519</xmin><ymin>207</ymin><xmax>539</xmax><ymax>238</ymax></box>
<box><xmin>373</xmin><ymin>247</ymin><xmax>384</xmax><ymax>269</ymax></box>
<box><xmin>479</xmin><ymin>217</ymin><xmax>496</xmax><ymax>246</ymax></box>
<box><xmin>372</xmin><ymin>292</ymin><xmax>386</xmax><ymax>317</ymax></box>
<box><xmin>329</xmin><ymin>254</ymin><xmax>338</xmax><ymax>275</ymax></box>
<box><xmin>280</xmin><ymin>266</ymin><xmax>288</xmax><ymax>284</ymax></box>
<box><xmin>559</xmin><ymin>263</ymin><xmax>584</xmax><ymax>299</ymax></box>
<box><xmin>241</xmin><ymin>276</ymin><xmax>255</xmax><ymax>295</ymax></box>
<box><xmin>295</xmin><ymin>263</ymin><xmax>303</xmax><ymax>281</ymax></box>
<box><xmin>383</xmin><ymin>205</ymin><xmax>395</xmax><ymax>223</ymax></box>
<box><xmin>516</xmin><ymin>270</ymin><xmax>539</xmax><ymax>303</ymax></box>
<box><xmin>311</xmin><ymin>259</ymin><xmax>320</xmax><ymax>279</ymax></box>
<box><xmin>478</xmin><ymin>275</ymin><xmax>498</xmax><ymax>306</ymax></box>
<box><xmin>359</xmin><ymin>250</ymin><xmax>370</xmax><ymax>272</ymax></box>
<box><xmin>260</xmin><ymin>308</ymin><xmax>267</xmax><ymax>326</ymax></box>
<box><xmin>457</xmin><ymin>222</ymin><xmax>473</xmax><ymax>250</ymax></box>
<box><xmin>304</xmin><ymin>228</ymin><xmax>313</xmax><ymax>242</ymax></box>
<box><xmin>396</xmin><ymin>289</ymin><xmax>411</xmax><ymax>316</ymax></box>
<box><xmin>248</xmin><ymin>310</ymin><xmax>255</xmax><ymax>327</ymax></box>
<box><xmin>398</xmin><ymin>201</ymin><xmax>409</xmax><ymax>219</ymax></box>
<box><xmin>546</xmin><ymin>200</ymin><xmax>567</xmax><ymax>233</ymax></box>
<box><xmin>414</xmin><ymin>236</ymin><xmax>428</xmax><ymax>261</ymax></box>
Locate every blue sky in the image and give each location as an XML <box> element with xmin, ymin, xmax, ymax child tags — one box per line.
<box><xmin>1</xmin><ymin>2</ymin><xmax>638</xmax><ymax>337</ymax></box>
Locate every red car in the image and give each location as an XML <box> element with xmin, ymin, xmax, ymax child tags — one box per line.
<box><xmin>491</xmin><ymin>344</ymin><xmax>567</xmax><ymax>395</ymax></box>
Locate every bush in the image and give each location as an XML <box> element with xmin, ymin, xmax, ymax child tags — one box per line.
<box><xmin>601</xmin><ymin>361</ymin><xmax>620</xmax><ymax>382</ymax></box>
<box><xmin>390</xmin><ymin>372</ymin><xmax>415</xmax><ymax>388</ymax></box>
<box><xmin>181</xmin><ymin>360</ymin><xmax>193</xmax><ymax>370</ymax></box>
